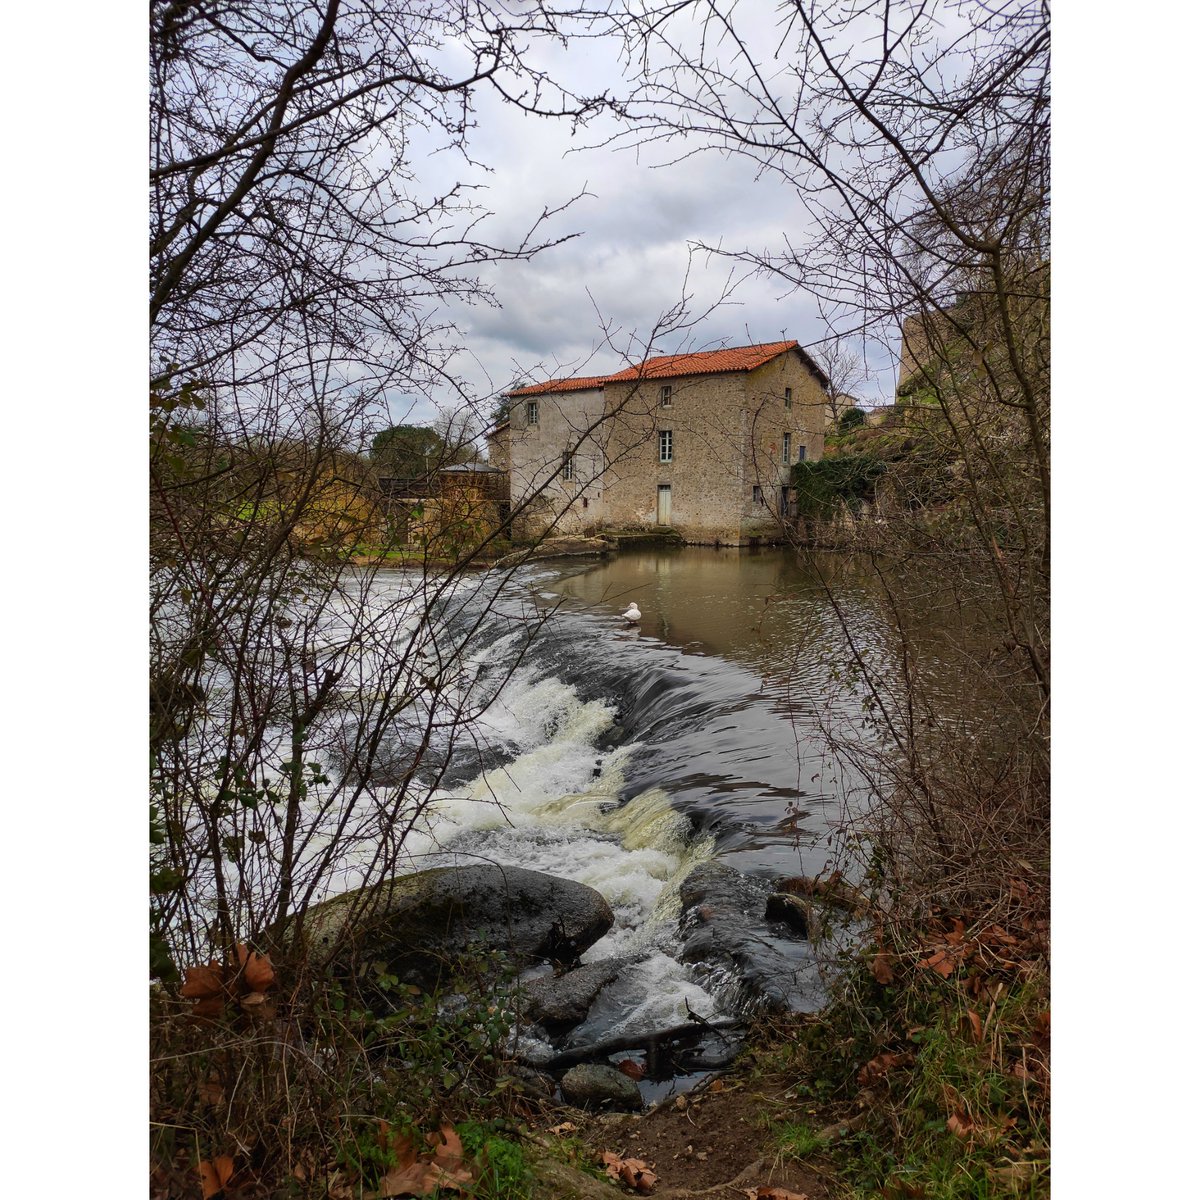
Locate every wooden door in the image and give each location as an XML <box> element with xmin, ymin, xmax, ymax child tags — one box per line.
<box><xmin>657</xmin><ymin>484</ymin><xmax>672</xmax><ymax>525</ymax></box>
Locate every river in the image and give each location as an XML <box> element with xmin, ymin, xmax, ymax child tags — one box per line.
<box><xmin>287</xmin><ymin>544</ymin><xmax>994</xmax><ymax>1094</ymax></box>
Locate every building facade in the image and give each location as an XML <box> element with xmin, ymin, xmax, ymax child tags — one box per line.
<box><xmin>488</xmin><ymin>340</ymin><xmax>828</xmax><ymax>545</ymax></box>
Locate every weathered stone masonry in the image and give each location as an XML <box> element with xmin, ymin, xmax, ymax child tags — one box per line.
<box><xmin>487</xmin><ymin>341</ymin><xmax>828</xmax><ymax>546</ymax></box>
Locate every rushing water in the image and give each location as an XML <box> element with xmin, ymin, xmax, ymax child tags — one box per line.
<box><xmin>300</xmin><ymin>548</ymin><xmax>919</xmax><ymax>1086</ymax></box>
<box><xmin>231</xmin><ymin>545</ymin><xmax>993</xmax><ymax>1098</ymax></box>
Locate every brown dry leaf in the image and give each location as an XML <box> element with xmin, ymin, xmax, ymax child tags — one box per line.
<box><xmin>199</xmin><ymin>1155</ymin><xmax>234</xmax><ymax>1199</ymax></box>
<box><xmin>963</xmin><ymin>1009</ymin><xmax>983</xmax><ymax>1044</ymax></box>
<box><xmin>243</xmin><ymin>950</ymin><xmax>276</xmax><ymax>992</ymax></box>
<box><xmin>619</xmin><ymin>1157</ymin><xmax>657</xmax><ymax>1193</ymax></box>
<box><xmin>548</xmin><ymin>1121</ymin><xmax>577</xmax><ymax>1136</ymax></box>
<box><xmin>947</xmin><ymin>1108</ymin><xmax>975</xmax><ymax>1139</ymax></box>
<box><xmin>239</xmin><ymin>991</ymin><xmax>268</xmax><ymax>1008</ymax></box>
<box><xmin>182</xmin><ymin>964</ymin><xmax>225</xmax><ymax>999</ymax></box>
<box><xmin>424</xmin><ymin>1126</ymin><xmax>473</xmax><ymax>1191</ymax></box>
<box><xmin>602</xmin><ymin>1151</ymin><xmax>657</xmax><ymax>1192</ymax></box>
<box><xmin>918</xmin><ymin>949</ymin><xmax>956</xmax><ymax>978</ymax></box>
<box><xmin>618</xmin><ymin>1058</ymin><xmax>646</xmax><ymax>1080</ymax></box>
<box><xmin>871</xmin><ymin>952</ymin><xmax>896</xmax><ymax>985</ymax></box>
<box><xmin>199</xmin><ymin>1076</ymin><xmax>225</xmax><ymax>1106</ymax></box>
<box><xmin>743</xmin><ymin>1188</ymin><xmax>810</xmax><ymax>1200</ymax></box>
<box><xmin>708</xmin><ymin>1079</ymin><xmax>725</xmax><ymax>1093</ymax></box>
<box><xmin>371</xmin><ymin>1133</ymin><xmax>439</xmax><ymax>1199</ymax></box>
<box><xmin>373</xmin><ymin>1159</ymin><xmax>434</xmax><ymax>1198</ymax></box>
<box><xmin>857</xmin><ymin>1051</ymin><xmax>914</xmax><ymax>1086</ymax></box>
<box><xmin>191</xmin><ymin>995</ymin><xmax>226</xmax><ymax>1018</ymax></box>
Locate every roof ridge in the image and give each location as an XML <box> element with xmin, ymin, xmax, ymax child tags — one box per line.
<box><xmin>508</xmin><ymin>339</ymin><xmax>808</xmax><ymax>396</ymax></box>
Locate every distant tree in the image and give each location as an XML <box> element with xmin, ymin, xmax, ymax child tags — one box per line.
<box><xmin>369</xmin><ymin>425</ymin><xmax>447</xmax><ymax>479</ymax></box>
<box><xmin>838</xmin><ymin>406</ymin><xmax>866</xmax><ymax>432</ymax></box>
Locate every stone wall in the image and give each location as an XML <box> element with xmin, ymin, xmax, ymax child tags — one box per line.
<box><xmin>507</xmin><ymin>387</ymin><xmax>611</xmax><ymax>541</ymax></box>
<box><xmin>505</xmin><ymin>348</ymin><xmax>827</xmax><ymax>546</ymax></box>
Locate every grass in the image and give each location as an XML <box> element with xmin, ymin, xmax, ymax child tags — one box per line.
<box><xmin>747</xmin><ymin>893</ymin><xmax>1049</xmax><ymax>1200</ymax></box>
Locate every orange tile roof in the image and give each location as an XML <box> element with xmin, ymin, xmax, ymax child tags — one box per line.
<box><xmin>506</xmin><ymin>340</ymin><xmax>826</xmax><ymax>396</ymax></box>
<box><xmin>507</xmin><ymin>373</ymin><xmax>613</xmax><ymax>397</ymax></box>
<box><xmin>606</xmin><ymin>340</ymin><xmax>800</xmax><ymax>383</ymax></box>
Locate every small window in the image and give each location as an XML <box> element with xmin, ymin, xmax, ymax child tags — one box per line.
<box><xmin>795</xmin><ymin>444</ymin><xmax>807</xmax><ymax>462</ymax></box>
<box><xmin>563</xmin><ymin>453</ymin><xmax>575</xmax><ymax>481</ymax></box>
<box><xmin>752</xmin><ymin>485</ymin><xmax>764</xmax><ymax>506</ymax></box>
<box><xmin>784</xmin><ymin>387</ymin><xmax>793</xmax><ymax>409</ymax></box>
<box><xmin>658</xmin><ymin>429</ymin><xmax>673</xmax><ymax>463</ymax></box>
<box><xmin>782</xmin><ymin>432</ymin><xmax>792</xmax><ymax>464</ymax></box>
<box><xmin>526</xmin><ymin>399</ymin><xmax>539</xmax><ymax>426</ymax></box>
<box><xmin>582</xmin><ymin>496</ymin><xmax>589</xmax><ymax>509</ymax></box>
<box><xmin>660</xmin><ymin>384</ymin><xmax>673</xmax><ymax>407</ymax></box>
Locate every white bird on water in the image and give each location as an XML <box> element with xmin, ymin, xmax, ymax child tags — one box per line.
<box><xmin>622</xmin><ymin>602</ymin><xmax>641</xmax><ymax>625</ymax></box>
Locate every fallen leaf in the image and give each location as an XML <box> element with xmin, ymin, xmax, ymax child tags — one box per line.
<box><xmin>857</xmin><ymin>1051</ymin><xmax>914</xmax><ymax>1086</ymax></box>
<box><xmin>918</xmin><ymin>949</ymin><xmax>956</xmax><ymax>978</ymax></box>
<box><xmin>962</xmin><ymin>1009</ymin><xmax>983</xmax><ymax>1044</ymax></box>
<box><xmin>548</xmin><ymin>1121</ymin><xmax>577</xmax><ymax>1136</ymax></box>
<box><xmin>617</xmin><ymin>1059</ymin><xmax>646</xmax><ymax>1080</ymax></box>
<box><xmin>373</xmin><ymin>1159</ymin><xmax>435</xmax><ymax>1198</ymax></box>
<box><xmin>198</xmin><ymin>1076</ymin><xmax>225</xmax><ymax>1106</ymax></box>
<box><xmin>199</xmin><ymin>1155</ymin><xmax>234</xmax><ymax>1199</ymax></box>
<box><xmin>743</xmin><ymin>1188</ymin><xmax>810</xmax><ymax>1199</ymax></box>
<box><xmin>602</xmin><ymin>1151</ymin><xmax>657</xmax><ymax>1192</ymax></box>
<box><xmin>708</xmin><ymin>1079</ymin><xmax>724</xmax><ymax>1093</ymax></box>
<box><xmin>871</xmin><ymin>952</ymin><xmax>896</xmax><ymax>984</ymax></box>
<box><xmin>947</xmin><ymin>1108</ymin><xmax>974</xmax><ymax>1139</ymax></box>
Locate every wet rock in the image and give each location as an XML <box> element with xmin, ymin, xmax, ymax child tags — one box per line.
<box><xmin>300</xmin><ymin>864</ymin><xmax>613</xmax><ymax>986</ymax></box>
<box><xmin>560</xmin><ymin>1063</ymin><xmax>643</xmax><ymax>1111</ymax></box>
<box><xmin>521</xmin><ymin>960</ymin><xmax>624</xmax><ymax>1031</ymax></box>
<box><xmin>764</xmin><ymin>892</ymin><xmax>810</xmax><ymax>937</ymax></box>
<box><xmin>677</xmin><ymin>862</ymin><xmax>822</xmax><ymax>1013</ymax></box>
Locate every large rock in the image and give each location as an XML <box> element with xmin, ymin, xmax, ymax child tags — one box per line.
<box><xmin>300</xmin><ymin>864</ymin><xmax>614</xmax><ymax>985</ymax></box>
<box><xmin>559</xmin><ymin>1063</ymin><xmax>643</xmax><ymax>1111</ymax></box>
<box><xmin>520</xmin><ymin>960</ymin><xmax>624</xmax><ymax>1031</ymax></box>
<box><xmin>677</xmin><ymin>862</ymin><xmax>822</xmax><ymax>1013</ymax></box>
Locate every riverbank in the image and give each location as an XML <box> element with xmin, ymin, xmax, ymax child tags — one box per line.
<box><xmin>530</xmin><ymin>892</ymin><xmax>1050</xmax><ymax>1199</ymax></box>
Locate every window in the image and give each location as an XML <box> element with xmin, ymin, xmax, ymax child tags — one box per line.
<box><xmin>784</xmin><ymin>387</ymin><xmax>793</xmax><ymax>409</ymax></box>
<box><xmin>563</xmin><ymin>453</ymin><xmax>575</xmax><ymax>481</ymax></box>
<box><xmin>659</xmin><ymin>384</ymin><xmax>673</xmax><ymax>407</ymax></box>
<box><xmin>526</xmin><ymin>399</ymin><xmax>539</xmax><ymax>426</ymax></box>
<box><xmin>782</xmin><ymin>432</ymin><xmax>792</xmax><ymax>464</ymax></box>
<box><xmin>795</xmin><ymin>444</ymin><xmax>806</xmax><ymax>462</ymax></box>
<box><xmin>752</xmin><ymin>485</ymin><xmax>764</xmax><ymax>506</ymax></box>
<box><xmin>658</xmin><ymin>429</ymin><xmax>673</xmax><ymax>463</ymax></box>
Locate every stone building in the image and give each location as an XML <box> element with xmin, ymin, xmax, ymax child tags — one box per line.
<box><xmin>486</xmin><ymin>340</ymin><xmax>828</xmax><ymax>545</ymax></box>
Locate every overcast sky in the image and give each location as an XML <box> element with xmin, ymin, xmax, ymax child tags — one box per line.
<box><xmin>392</xmin><ymin>7</ymin><xmax>902</xmax><ymax>429</ymax></box>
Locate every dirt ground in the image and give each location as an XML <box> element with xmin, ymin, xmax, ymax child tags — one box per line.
<box><xmin>531</xmin><ymin>1064</ymin><xmax>845</xmax><ymax>1200</ymax></box>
